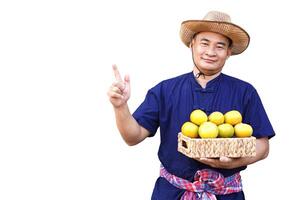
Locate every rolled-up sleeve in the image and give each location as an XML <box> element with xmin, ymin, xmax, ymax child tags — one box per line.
<box><xmin>243</xmin><ymin>88</ymin><xmax>275</xmax><ymax>139</ymax></box>
<box><xmin>133</xmin><ymin>88</ymin><xmax>160</xmax><ymax>137</ymax></box>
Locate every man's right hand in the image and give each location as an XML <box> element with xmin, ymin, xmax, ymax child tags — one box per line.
<box><xmin>107</xmin><ymin>64</ymin><xmax>131</xmax><ymax>108</ymax></box>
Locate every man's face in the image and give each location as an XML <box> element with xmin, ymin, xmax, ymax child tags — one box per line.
<box><xmin>191</xmin><ymin>32</ymin><xmax>232</xmax><ymax>76</ymax></box>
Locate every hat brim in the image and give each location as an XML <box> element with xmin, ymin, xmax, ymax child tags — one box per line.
<box><xmin>180</xmin><ymin>20</ymin><xmax>250</xmax><ymax>55</ymax></box>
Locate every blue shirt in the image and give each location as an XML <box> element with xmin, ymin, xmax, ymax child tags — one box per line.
<box><xmin>133</xmin><ymin>72</ymin><xmax>275</xmax><ymax>199</ymax></box>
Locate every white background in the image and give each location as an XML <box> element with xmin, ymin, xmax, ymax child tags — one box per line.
<box><xmin>0</xmin><ymin>0</ymin><xmax>299</xmax><ymax>199</ymax></box>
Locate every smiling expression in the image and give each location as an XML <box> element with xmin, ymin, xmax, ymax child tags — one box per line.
<box><xmin>191</xmin><ymin>32</ymin><xmax>232</xmax><ymax>76</ymax></box>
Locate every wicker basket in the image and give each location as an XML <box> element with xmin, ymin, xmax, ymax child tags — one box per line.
<box><xmin>178</xmin><ymin>133</ymin><xmax>256</xmax><ymax>159</ymax></box>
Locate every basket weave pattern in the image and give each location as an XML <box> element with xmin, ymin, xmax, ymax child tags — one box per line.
<box><xmin>178</xmin><ymin>133</ymin><xmax>256</xmax><ymax>158</ymax></box>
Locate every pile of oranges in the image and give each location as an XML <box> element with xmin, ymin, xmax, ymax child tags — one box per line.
<box><xmin>181</xmin><ymin>109</ymin><xmax>253</xmax><ymax>139</ymax></box>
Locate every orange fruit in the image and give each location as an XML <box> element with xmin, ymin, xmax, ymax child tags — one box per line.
<box><xmin>234</xmin><ymin>123</ymin><xmax>253</xmax><ymax>138</ymax></box>
<box><xmin>181</xmin><ymin>122</ymin><xmax>199</xmax><ymax>138</ymax></box>
<box><xmin>218</xmin><ymin>123</ymin><xmax>234</xmax><ymax>138</ymax></box>
<box><xmin>190</xmin><ymin>109</ymin><xmax>207</xmax><ymax>125</ymax></box>
<box><xmin>198</xmin><ymin>122</ymin><xmax>219</xmax><ymax>138</ymax></box>
<box><xmin>224</xmin><ymin>110</ymin><xmax>242</xmax><ymax>125</ymax></box>
<box><xmin>208</xmin><ymin>111</ymin><xmax>224</xmax><ymax>125</ymax></box>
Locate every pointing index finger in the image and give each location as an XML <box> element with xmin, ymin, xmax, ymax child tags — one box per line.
<box><xmin>112</xmin><ymin>64</ymin><xmax>122</xmax><ymax>81</ymax></box>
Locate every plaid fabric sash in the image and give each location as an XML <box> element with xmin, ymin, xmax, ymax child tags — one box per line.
<box><xmin>160</xmin><ymin>165</ymin><xmax>242</xmax><ymax>200</ymax></box>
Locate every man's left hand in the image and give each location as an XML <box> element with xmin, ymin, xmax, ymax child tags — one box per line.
<box><xmin>198</xmin><ymin>156</ymin><xmax>241</xmax><ymax>169</ymax></box>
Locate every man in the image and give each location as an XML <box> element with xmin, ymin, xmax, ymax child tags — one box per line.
<box><xmin>107</xmin><ymin>11</ymin><xmax>275</xmax><ymax>200</ymax></box>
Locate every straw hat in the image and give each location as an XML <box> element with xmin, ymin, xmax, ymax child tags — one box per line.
<box><xmin>180</xmin><ymin>11</ymin><xmax>250</xmax><ymax>55</ymax></box>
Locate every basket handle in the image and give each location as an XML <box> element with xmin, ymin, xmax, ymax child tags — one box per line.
<box><xmin>178</xmin><ymin>133</ymin><xmax>191</xmax><ymax>154</ymax></box>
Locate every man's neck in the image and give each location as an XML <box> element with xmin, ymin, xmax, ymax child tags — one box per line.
<box><xmin>193</xmin><ymin>69</ymin><xmax>221</xmax><ymax>89</ymax></box>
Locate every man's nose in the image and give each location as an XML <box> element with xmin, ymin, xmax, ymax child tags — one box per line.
<box><xmin>205</xmin><ymin>47</ymin><xmax>217</xmax><ymax>56</ymax></box>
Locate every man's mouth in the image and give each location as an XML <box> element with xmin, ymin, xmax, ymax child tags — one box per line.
<box><xmin>202</xmin><ymin>58</ymin><xmax>217</xmax><ymax>63</ymax></box>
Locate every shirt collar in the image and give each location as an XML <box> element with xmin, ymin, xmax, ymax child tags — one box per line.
<box><xmin>189</xmin><ymin>71</ymin><xmax>223</xmax><ymax>92</ymax></box>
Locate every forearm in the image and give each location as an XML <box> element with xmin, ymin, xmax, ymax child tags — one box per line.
<box><xmin>114</xmin><ymin>104</ymin><xmax>148</xmax><ymax>146</ymax></box>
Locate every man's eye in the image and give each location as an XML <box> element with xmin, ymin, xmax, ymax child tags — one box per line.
<box><xmin>200</xmin><ymin>43</ymin><xmax>208</xmax><ymax>46</ymax></box>
<box><xmin>217</xmin><ymin>46</ymin><xmax>225</xmax><ymax>49</ymax></box>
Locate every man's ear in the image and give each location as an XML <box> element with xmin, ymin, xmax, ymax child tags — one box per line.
<box><xmin>226</xmin><ymin>49</ymin><xmax>232</xmax><ymax>59</ymax></box>
<box><xmin>189</xmin><ymin>41</ymin><xmax>193</xmax><ymax>49</ymax></box>
<box><xmin>190</xmin><ymin>34</ymin><xmax>198</xmax><ymax>49</ymax></box>
<box><xmin>190</xmin><ymin>37</ymin><xmax>196</xmax><ymax>51</ymax></box>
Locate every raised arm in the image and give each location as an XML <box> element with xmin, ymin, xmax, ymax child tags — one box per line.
<box><xmin>107</xmin><ymin>65</ymin><xmax>150</xmax><ymax>146</ymax></box>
